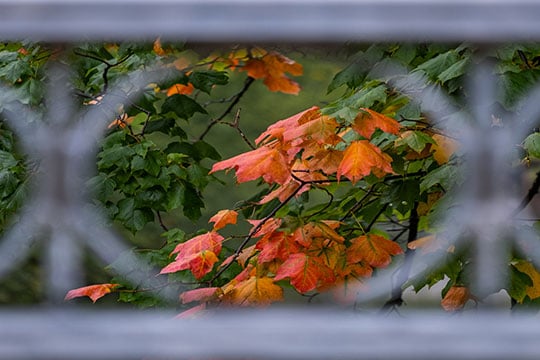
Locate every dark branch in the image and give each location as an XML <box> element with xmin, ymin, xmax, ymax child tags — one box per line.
<box><xmin>198</xmin><ymin>76</ymin><xmax>255</xmax><ymax>141</ymax></box>
<box><xmin>512</xmin><ymin>170</ymin><xmax>540</xmax><ymax>217</ymax></box>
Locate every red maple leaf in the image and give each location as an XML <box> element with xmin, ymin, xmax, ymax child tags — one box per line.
<box><xmin>161</xmin><ymin>249</ymin><xmax>219</xmax><ymax>279</ymax></box>
<box><xmin>171</xmin><ymin>231</ymin><xmax>224</xmax><ymax>259</ymax></box>
<box><xmin>337</xmin><ymin>140</ymin><xmax>394</xmax><ymax>183</ymax></box>
<box><xmin>64</xmin><ymin>283</ymin><xmax>119</xmax><ymax>303</ymax></box>
<box><xmin>274</xmin><ymin>253</ymin><xmax>335</xmax><ymax>293</ymax></box>
<box><xmin>256</xmin><ymin>231</ymin><xmax>300</xmax><ymax>263</ymax></box>
<box><xmin>161</xmin><ymin>231</ymin><xmax>224</xmax><ymax>279</ymax></box>
<box><xmin>180</xmin><ymin>287</ymin><xmax>221</xmax><ymax>304</ymax></box>
<box><xmin>347</xmin><ymin>234</ymin><xmax>403</xmax><ymax>268</ymax></box>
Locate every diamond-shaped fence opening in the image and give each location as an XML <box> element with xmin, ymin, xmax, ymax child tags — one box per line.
<box><xmin>2</xmin><ymin>1</ymin><xmax>540</xmax><ymax>360</ymax></box>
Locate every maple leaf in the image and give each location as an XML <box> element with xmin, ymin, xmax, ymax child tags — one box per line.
<box><xmin>180</xmin><ymin>287</ymin><xmax>221</xmax><ymax>304</ymax></box>
<box><xmin>513</xmin><ymin>261</ymin><xmax>540</xmax><ymax>301</ymax></box>
<box><xmin>274</xmin><ymin>253</ymin><xmax>335</xmax><ymax>293</ymax></box>
<box><xmin>441</xmin><ymin>286</ymin><xmax>472</xmax><ymax>311</ymax></box>
<box><xmin>176</xmin><ymin>304</ymin><xmax>207</xmax><ymax>319</ymax></box>
<box><xmin>209</xmin><ymin>209</ymin><xmax>238</xmax><ymax>231</ymax></box>
<box><xmin>224</xmin><ymin>276</ymin><xmax>284</xmax><ymax>306</ymax></box>
<box><xmin>64</xmin><ymin>283</ymin><xmax>119</xmax><ymax>303</ymax></box>
<box><xmin>256</xmin><ymin>231</ymin><xmax>300</xmax><ymax>263</ymax></box>
<box><xmin>337</xmin><ymin>140</ymin><xmax>394</xmax><ymax>183</ymax></box>
<box><xmin>282</xmin><ymin>113</ymin><xmax>341</xmax><ymax>146</ymax></box>
<box><xmin>255</xmin><ymin>106</ymin><xmax>320</xmax><ymax>145</ymax></box>
<box><xmin>431</xmin><ymin>133</ymin><xmax>459</xmax><ymax>165</ymax></box>
<box><xmin>171</xmin><ymin>231</ymin><xmax>224</xmax><ymax>258</ymax></box>
<box><xmin>161</xmin><ymin>249</ymin><xmax>219</xmax><ymax>279</ymax></box>
<box><xmin>210</xmin><ymin>145</ymin><xmax>291</xmax><ymax>185</ymax></box>
<box><xmin>347</xmin><ymin>234</ymin><xmax>403</xmax><ymax>268</ymax></box>
<box><xmin>166</xmin><ymin>83</ymin><xmax>194</xmax><ymax>96</ymax></box>
<box><xmin>247</xmin><ymin>218</ymin><xmax>282</xmax><ymax>238</ymax></box>
<box><xmin>293</xmin><ymin>221</ymin><xmax>344</xmax><ymax>248</ymax></box>
<box><xmin>353</xmin><ymin>108</ymin><xmax>401</xmax><ymax>139</ymax></box>
<box><xmin>242</xmin><ymin>51</ymin><xmax>303</xmax><ymax>94</ymax></box>
<box><xmin>160</xmin><ymin>231</ymin><xmax>224</xmax><ymax>278</ymax></box>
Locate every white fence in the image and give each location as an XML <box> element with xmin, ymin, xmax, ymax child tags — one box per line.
<box><xmin>2</xmin><ymin>1</ymin><xmax>540</xmax><ymax>359</ymax></box>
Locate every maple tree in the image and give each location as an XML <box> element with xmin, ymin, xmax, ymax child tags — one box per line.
<box><xmin>2</xmin><ymin>41</ymin><xmax>540</xmax><ymax>313</ymax></box>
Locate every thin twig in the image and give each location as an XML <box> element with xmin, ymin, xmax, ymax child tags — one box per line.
<box><xmin>223</xmin><ymin>108</ymin><xmax>255</xmax><ymax>150</ymax></box>
<box><xmin>209</xmin><ymin>181</ymin><xmax>307</xmax><ymax>284</ymax></box>
<box><xmin>156</xmin><ymin>211</ymin><xmax>169</xmax><ymax>232</ymax></box>
<box><xmin>198</xmin><ymin>76</ymin><xmax>255</xmax><ymax>141</ymax></box>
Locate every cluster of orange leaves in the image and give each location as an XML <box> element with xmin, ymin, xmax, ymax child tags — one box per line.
<box><xmin>157</xmin><ymin>43</ymin><xmax>303</xmax><ymax>97</ymax></box>
<box><xmin>165</xmin><ymin>107</ymin><xmax>406</xmax><ymax>314</ymax></box>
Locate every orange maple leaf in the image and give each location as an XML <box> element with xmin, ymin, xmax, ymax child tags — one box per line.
<box><xmin>209</xmin><ymin>209</ymin><xmax>238</xmax><ymax>231</ymax></box>
<box><xmin>282</xmin><ymin>113</ymin><xmax>341</xmax><ymax>146</ymax></box>
<box><xmin>242</xmin><ymin>52</ymin><xmax>303</xmax><ymax>94</ymax></box>
<box><xmin>64</xmin><ymin>283</ymin><xmax>119</xmax><ymax>303</ymax></box>
<box><xmin>166</xmin><ymin>83</ymin><xmax>195</xmax><ymax>96</ymax></box>
<box><xmin>274</xmin><ymin>253</ymin><xmax>335</xmax><ymax>293</ymax></box>
<box><xmin>180</xmin><ymin>287</ymin><xmax>221</xmax><ymax>304</ymax></box>
<box><xmin>210</xmin><ymin>145</ymin><xmax>291</xmax><ymax>185</ymax></box>
<box><xmin>223</xmin><ymin>276</ymin><xmax>284</xmax><ymax>306</ymax></box>
<box><xmin>347</xmin><ymin>234</ymin><xmax>403</xmax><ymax>268</ymax></box>
<box><xmin>292</xmin><ymin>221</ymin><xmax>344</xmax><ymax>248</ymax></box>
<box><xmin>441</xmin><ymin>286</ymin><xmax>472</xmax><ymax>311</ymax></box>
<box><xmin>337</xmin><ymin>140</ymin><xmax>394</xmax><ymax>183</ymax></box>
<box><xmin>161</xmin><ymin>249</ymin><xmax>219</xmax><ymax>279</ymax></box>
<box><xmin>255</xmin><ymin>107</ymin><xmax>320</xmax><ymax>145</ymax></box>
<box><xmin>353</xmin><ymin>108</ymin><xmax>401</xmax><ymax>139</ymax></box>
<box><xmin>431</xmin><ymin>133</ymin><xmax>459</xmax><ymax>165</ymax></box>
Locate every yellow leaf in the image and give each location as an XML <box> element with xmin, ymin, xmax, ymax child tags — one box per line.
<box><xmin>431</xmin><ymin>133</ymin><xmax>459</xmax><ymax>165</ymax></box>
<box><xmin>514</xmin><ymin>261</ymin><xmax>540</xmax><ymax>301</ymax></box>
<box><xmin>224</xmin><ymin>276</ymin><xmax>283</xmax><ymax>306</ymax></box>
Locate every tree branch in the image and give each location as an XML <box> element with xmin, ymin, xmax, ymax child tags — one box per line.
<box><xmin>382</xmin><ymin>201</ymin><xmax>419</xmax><ymax>311</ymax></box>
<box><xmin>208</xmin><ymin>180</ymin><xmax>307</xmax><ymax>284</ymax></box>
<box><xmin>198</xmin><ymin>76</ymin><xmax>255</xmax><ymax>141</ymax></box>
<box><xmin>512</xmin><ymin>170</ymin><xmax>540</xmax><ymax>217</ymax></box>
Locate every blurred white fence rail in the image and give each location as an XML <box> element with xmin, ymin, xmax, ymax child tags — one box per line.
<box><xmin>2</xmin><ymin>1</ymin><xmax>540</xmax><ymax>360</ymax></box>
<box><xmin>0</xmin><ymin>0</ymin><xmax>539</xmax><ymax>42</ymax></box>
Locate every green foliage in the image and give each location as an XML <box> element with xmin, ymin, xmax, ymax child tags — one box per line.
<box><xmin>2</xmin><ymin>41</ymin><xmax>540</xmax><ymax>311</ymax></box>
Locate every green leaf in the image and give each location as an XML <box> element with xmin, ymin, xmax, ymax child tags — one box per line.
<box><xmin>509</xmin><ymin>265</ymin><xmax>534</xmax><ymax>303</ymax></box>
<box><xmin>144</xmin><ymin>151</ymin><xmax>163</xmax><ymax>177</ymax></box>
<box><xmin>437</xmin><ymin>58</ymin><xmax>470</xmax><ymax>84</ymax></box>
<box><xmin>0</xmin><ymin>60</ymin><xmax>30</xmax><ymax>83</ymax></box>
<box><xmin>0</xmin><ymin>150</ymin><xmax>18</xmax><ymax>168</ymax></box>
<box><xmin>0</xmin><ymin>51</ymin><xmax>18</xmax><ymax>63</ymax></box>
<box><xmin>420</xmin><ymin>164</ymin><xmax>457</xmax><ymax>193</ymax></box>
<box><xmin>415</xmin><ymin>50</ymin><xmax>460</xmax><ymax>81</ymax></box>
<box><xmin>98</xmin><ymin>145</ymin><xmax>135</xmax><ymax>170</ymax></box>
<box><xmin>524</xmin><ymin>133</ymin><xmax>540</xmax><ymax>158</ymax></box>
<box><xmin>189</xmin><ymin>70</ymin><xmax>229</xmax><ymax>94</ymax></box>
<box><xmin>182</xmin><ymin>184</ymin><xmax>204</xmax><ymax>221</ymax></box>
<box><xmin>400</xmin><ymin>131</ymin><xmax>435</xmax><ymax>153</ymax></box>
<box><xmin>166</xmin><ymin>182</ymin><xmax>184</xmax><ymax>211</ymax></box>
<box><xmin>193</xmin><ymin>141</ymin><xmax>221</xmax><ymax>161</ymax></box>
<box><xmin>162</xmin><ymin>94</ymin><xmax>207</xmax><ymax>120</ymax></box>
<box><xmin>0</xmin><ymin>169</ymin><xmax>19</xmax><ymax>197</ymax></box>
<box><xmin>86</xmin><ymin>174</ymin><xmax>116</xmax><ymax>202</ymax></box>
<box><xmin>116</xmin><ymin>198</ymin><xmax>154</xmax><ymax>232</ymax></box>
